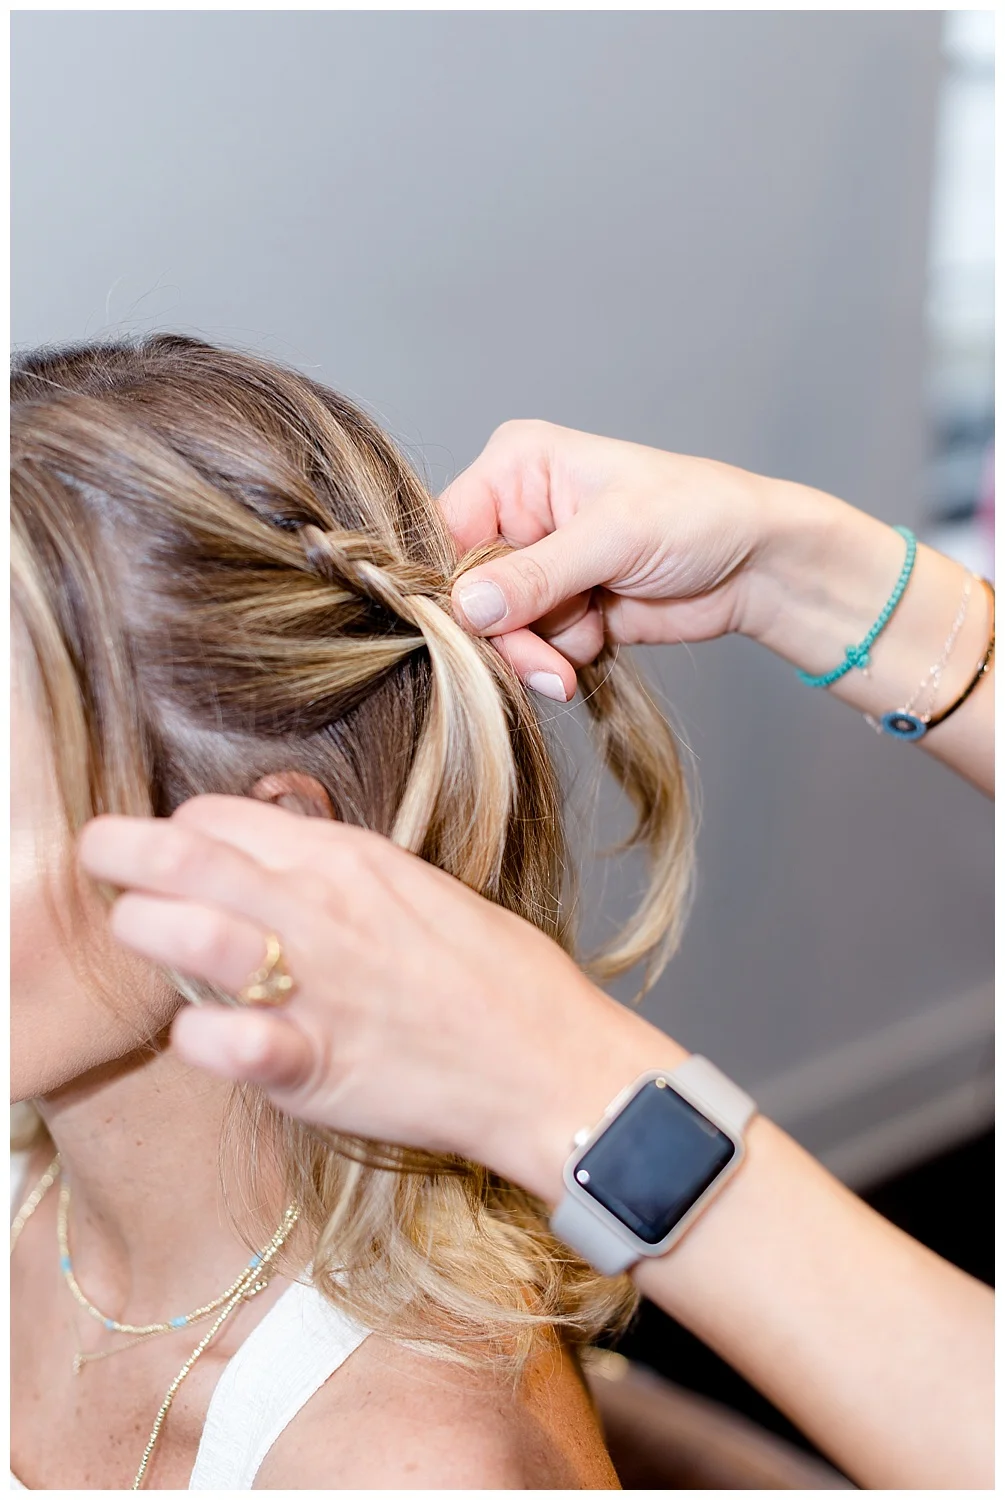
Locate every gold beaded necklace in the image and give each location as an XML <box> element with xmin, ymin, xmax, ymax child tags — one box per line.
<box><xmin>56</xmin><ymin>1175</ymin><xmax>277</xmax><ymax>1367</ymax></box>
<box><xmin>11</xmin><ymin>1153</ymin><xmax>300</xmax><ymax>1489</ymax></box>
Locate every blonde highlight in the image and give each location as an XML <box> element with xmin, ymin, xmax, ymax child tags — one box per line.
<box><xmin>11</xmin><ymin>334</ymin><xmax>692</xmax><ymax>1370</ymax></box>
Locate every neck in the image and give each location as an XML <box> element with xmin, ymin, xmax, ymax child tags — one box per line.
<box><xmin>35</xmin><ymin>1039</ymin><xmax>291</xmax><ymax>1324</ymax></box>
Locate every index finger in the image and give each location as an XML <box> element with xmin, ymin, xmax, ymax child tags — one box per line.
<box><xmin>169</xmin><ymin>796</ymin><xmax>487</xmax><ymax>931</ymax></box>
<box><xmin>170</xmin><ymin>797</ymin><xmax>409</xmax><ymax>899</ymax></box>
<box><xmin>170</xmin><ymin>795</ymin><xmax>381</xmax><ymax>870</ymax></box>
<box><xmin>439</xmin><ymin>463</ymin><xmax>506</xmax><ymax>555</ymax></box>
<box><xmin>77</xmin><ymin>814</ymin><xmax>291</xmax><ymax>933</ymax></box>
<box><xmin>439</xmin><ymin>420</ymin><xmax>562</xmax><ymax>556</ymax></box>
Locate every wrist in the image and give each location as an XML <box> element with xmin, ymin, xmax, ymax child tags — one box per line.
<box><xmin>483</xmin><ymin>998</ymin><xmax>689</xmax><ymax>1208</ymax></box>
<box><xmin>729</xmin><ymin>481</ymin><xmax>992</xmax><ymax>790</ymax></box>
<box><xmin>631</xmin><ymin>1110</ymin><xmax>779</xmax><ymax>1307</ymax></box>
<box><xmin>740</xmin><ymin>480</ymin><xmax>901</xmax><ymax>662</ymax></box>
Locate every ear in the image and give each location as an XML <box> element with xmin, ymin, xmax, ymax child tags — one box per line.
<box><xmin>249</xmin><ymin>771</ymin><xmax>336</xmax><ymax>820</ymax></box>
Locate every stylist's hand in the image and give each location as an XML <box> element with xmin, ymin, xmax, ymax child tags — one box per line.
<box><xmin>77</xmin><ymin>797</ymin><xmax>684</xmax><ymax>1202</ymax></box>
<box><xmin>442</xmin><ymin>420</ymin><xmax>808</xmax><ymax>700</ymax></box>
<box><xmin>445</xmin><ymin>421</ymin><xmax>994</xmax><ymax>793</ymax></box>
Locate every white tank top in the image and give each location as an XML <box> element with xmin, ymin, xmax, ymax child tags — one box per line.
<box><xmin>10</xmin><ymin>1155</ymin><xmax>371</xmax><ymax>1489</ymax></box>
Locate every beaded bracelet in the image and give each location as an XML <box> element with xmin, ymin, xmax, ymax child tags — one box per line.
<box><xmin>874</xmin><ymin>579</ymin><xmax>995</xmax><ymax>741</ymax></box>
<box><xmin>796</xmin><ymin>525</ymin><xmax>917</xmax><ymax>688</ymax></box>
<box><xmin>865</xmin><ymin>570</ymin><xmax>972</xmax><ymax>739</ymax></box>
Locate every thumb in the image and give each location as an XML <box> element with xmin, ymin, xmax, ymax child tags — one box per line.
<box><xmin>451</xmin><ymin>512</ymin><xmax>616</xmax><ymax>635</ymax></box>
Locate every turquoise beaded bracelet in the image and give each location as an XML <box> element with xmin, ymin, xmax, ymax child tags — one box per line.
<box><xmin>796</xmin><ymin>525</ymin><xmax>917</xmax><ymax>688</ymax></box>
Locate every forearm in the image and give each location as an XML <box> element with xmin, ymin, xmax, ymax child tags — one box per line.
<box><xmin>634</xmin><ymin>1115</ymin><xmax>993</xmax><ymax>1490</ymax></box>
<box><xmin>516</xmin><ymin>1012</ymin><xmax>993</xmax><ymax>1492</ymax></box>
<box><xmin>86</xmin><ymin>765</ymin><xmax>992</xmax><ymax>1488</ymax></box>
<box><xmin>745</xmin><ymin>484</ymin><xmax>994</xmax><ymax>794</ymax></box>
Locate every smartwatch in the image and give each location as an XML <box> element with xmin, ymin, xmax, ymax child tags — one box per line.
<box><xmin>550</xmin><ymin>1056</ymin><xmax>756</xmax><ymax>1276</ymax></box>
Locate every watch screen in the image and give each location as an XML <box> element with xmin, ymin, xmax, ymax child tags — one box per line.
<box><xmin>574</xmin><ymin>1078</ymin><xmax>735</xmax><ymax>1244</ymax></box>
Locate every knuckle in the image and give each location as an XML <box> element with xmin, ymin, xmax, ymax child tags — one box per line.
<box><xmin>281</xmin><ymin>868</ymin><xmax>325</xmax><ymax>918</ymax></box>
<box><xmin>324</xmin><ymin>827</ymin><xmax>382</xmax><ymax>880</ymax></box>
<box><xmin>315</xmin><ymin>873</ymin><xmax>366</xmax><ymax>931</ymax></box>
<box><xmin>490</xmin><ymin>417</ymin><xmax>524</xmax><ymax>443</ymax></box>
<box><xmin>509</xmin><ymin>550</ymin><xmax>551</xmax><ymax>608</ymax></box>
<box><xmin>325</xmin><ymin>840</ymin><xmax>369</xmax><ymax>885</ymax></box>
<box><xmin>320</xmin><ymin>876</ymin><xmax>386</xmax><ymax>952</ymax></box>
<box><xmin>488</xmin><ymin>417</ymin><xmax>551</xmax><ymax>455</ymax></box>
<box><xmin>169</xmin><ymin>798</ymin><xmax>203</xmax><ymax>826</ymax></box>
<box><xmin>184</xmin><ymin>909</ymin><xmax>234</xmax><ymax>973</ymax></box>
<box><xmin>280</xmin><ymin>828</ymin><xmax>395</xmax><ymax>933</ymax></box>
<box><xmin>170</xmin><ymin>794</ymin><xmax>226</xmax><ymax>827</ymax></box>
<box><xmin>493</xmin><ymin>416</ymin><xmax>551</xmax><ymax>442</ymax></box>
<box><xmin>148</xmin><ymin>829</ymin><xmax>202</xmax><ymax>889</ymax></box>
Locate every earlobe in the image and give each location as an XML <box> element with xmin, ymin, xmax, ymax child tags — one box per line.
<box><xmin>249</xmin><ymin>771</ymin><xmax>336</xmax><ymax>820</ymax></box>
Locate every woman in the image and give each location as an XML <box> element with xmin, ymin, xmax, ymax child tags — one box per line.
<box><xmin>10</xmin><ymin>339</ymin><xmax>695</xmax><ymax>1488</ymax></box>
<box><xmin>82</xmin><ymin>418</ymin><xmax>994</xmax><ymax>1488</ymax></box>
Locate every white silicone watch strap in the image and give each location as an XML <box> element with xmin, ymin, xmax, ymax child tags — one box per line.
<box><xmin>550</xmin><ymin>1191</ymin><xmax>642</xmax><ymax>1275</ymax></box>
<box><xmin>550</xmin><ymin>1056</ymin><xmax>756</xmax><ymax>1276</ymax></box>
<box><xmin>671</xmin><ymin>1054</ymin><xmax>757</xmax><ymax>1134</ymax></box>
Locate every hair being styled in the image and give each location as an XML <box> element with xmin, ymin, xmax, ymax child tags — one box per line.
<box><xmin>11</xmin><ymin>335</ymin><xmax>692</xmax><ymax>1368</ymax></box>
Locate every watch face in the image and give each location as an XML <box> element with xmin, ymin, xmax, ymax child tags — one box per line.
<box><xmin>573</xmin><ymin>1078</ymin><xmax>735</xmax><ymax>1244</ymax></box>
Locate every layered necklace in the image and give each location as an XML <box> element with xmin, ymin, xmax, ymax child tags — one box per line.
<box><xmin>11</xmin><ymin>1153</ymin><xmax>300</xmax><ymax>1490</ymax></box>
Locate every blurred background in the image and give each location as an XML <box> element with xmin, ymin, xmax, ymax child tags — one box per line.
<box><xmin>12</xmin><ymin>10</ymin><xmax>993</xmax><ymax>1483</ymax></box>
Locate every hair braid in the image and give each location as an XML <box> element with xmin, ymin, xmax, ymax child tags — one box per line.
<box><xmin>11</xmin><ymin>332</ymin><xmax>697</xmax><ymax>1372</ymax></box>
<box><xmin>296</xmin><ymin>522</ymin><xmax>516</xmax><ymax>891</ymax></box>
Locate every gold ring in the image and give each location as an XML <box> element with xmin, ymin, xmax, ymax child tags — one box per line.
<box><xmin>237</xmin><ymin>933</ymin><xmax>296</xmax><ymax>1007</ymax></box>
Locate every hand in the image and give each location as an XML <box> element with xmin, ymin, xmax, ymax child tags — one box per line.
<box><xmin>441</xmin><ymin>419</ymin><xmax>789</xmax><ymax>699</ymax></box>
<box><xmin>75</xmin><ymin>800</ymin><xmax>994</xmax><ymax>1493</ymax></box>
<box><xmin>77</xmin><ymin>796</ymin><xmax>685</xmax><ymax>1203</ymax></box>
<box><xmin>442</xmin><ymin>421</ymin><xmax>995</xmax><ymax>794</ymax></box>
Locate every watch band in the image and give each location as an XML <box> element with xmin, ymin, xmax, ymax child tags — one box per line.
<box><xmin>550</xmin><ymin>1056</ymin><xmax>756</xmax><ymax>1277</ymax></box>
<box><xmin>551</xmin><ymin>1187</ymin><xmax>642</xmax><ymax>1276</ymax></box>
<box><xmin>671</xmin><ymin>1055</ymin><xmax>757</xmax><ymax>1134</ymax></box>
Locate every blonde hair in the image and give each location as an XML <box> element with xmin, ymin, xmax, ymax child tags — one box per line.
<box><xmin>11</xmin><ymin>335</ymin><xmax>692</xmax><ymax>1368</ymax></box>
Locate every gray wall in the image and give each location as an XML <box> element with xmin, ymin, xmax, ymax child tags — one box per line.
<box><xmin>12</xmin><ymin>11</ymin><xmax>992</xmax><ymax>1185</ymax></box>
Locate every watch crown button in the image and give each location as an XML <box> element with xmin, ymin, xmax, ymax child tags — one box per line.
<box><xmin>572</xmin><ymin>1128</ymin><xmax>590</xmax><ymax>1148</ymax></box>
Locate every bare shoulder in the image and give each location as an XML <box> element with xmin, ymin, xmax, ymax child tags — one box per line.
<box><xmin>254</xmin><ymin>1332</ymin><xmax>619</xmax><ymax>1490</ymax></box>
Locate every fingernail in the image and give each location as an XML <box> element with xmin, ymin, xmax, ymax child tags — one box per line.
<box><xmin>455</xmin><ymin>579</ymin><xmax>507</xmax><ymax>630</ymax></box>
<box><xmin>525</xmin><ymin>671</ymin><xmax>569</xmax><ymax>703</ymax></box>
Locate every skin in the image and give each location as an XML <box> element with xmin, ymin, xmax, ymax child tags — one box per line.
<box><xmin>76</xmin><ymin>424</ymin><xmax>994</xmax><ymax>1488</ymax></box>
<box><xmin>442</xmin><ymin>422</ymin><xmax>994</xmax><ymax>793</ymax></box>
<box><xmin>10</xmin><ymin>654</ymin><xmax>616</xmax><ymax>1491</ymax></box>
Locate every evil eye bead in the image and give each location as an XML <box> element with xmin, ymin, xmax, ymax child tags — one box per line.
<box><xmin>879</xmin><ymin>710</ymin><xmax>928</xmax><ymax>741</ymax></box>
